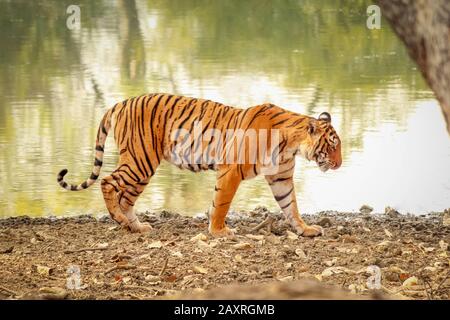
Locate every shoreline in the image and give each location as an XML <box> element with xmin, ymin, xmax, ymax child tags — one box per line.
<box><xmin>0</xmin><ymin>208</ymin><xmax>449</xmax><ymax>300</ymax></box>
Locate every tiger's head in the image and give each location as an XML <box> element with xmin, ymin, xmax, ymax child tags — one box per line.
<box><xmin>299</xmin><ymin>112</ymin><xmax>342</xmax><ymax>172</ymax></box>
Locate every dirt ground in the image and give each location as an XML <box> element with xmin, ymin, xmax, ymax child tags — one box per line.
<box><xmin>0</xmin><ymin>207</ymin><xmax>449</xmax><ymax>300</ymax></box>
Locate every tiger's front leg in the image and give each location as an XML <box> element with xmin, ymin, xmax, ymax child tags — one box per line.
<box><xmin>265</xmin><ymin>167</ymin><xmax>323</xmax><ymax>237</ymax></box>
<box><xmin>208</xmin><ymin>165</ymin><xmax>242</xmax><ymax>238</ymax></box>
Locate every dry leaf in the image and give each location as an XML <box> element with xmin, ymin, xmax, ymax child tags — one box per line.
<box><xmin>233</xmin><ymin>242</ymin><xmax>252</xmax><ymax>250</ymax></box>
<box><xmin>33</xmin><ymin>265</ymin><xmax>54</xmax><ymax>276</ymax></box>
<box><xmin>193</xmin><ymin>266</ymin><xmax>208</xmax><ymax>274</ymax></box>
<box><xmin>321</xmin><ymin>266</ymin><xmax>355</xmax><ymax>277</ymax></box>
<box><xmin>384</xmin><ymin>229</ymin><xmax>393</xmax><ymax>238</ymax></box>
<box><xmin>245</xmin><ymin>234</ymin><xmax>264</xmax><ymax>241</ymax></box>
<box><xmin>278</xmin><ymin>276</ymin><xmax>293</xmax><ymax>282</ymax></box>
<box><xmin>170</xmin><ymin>250</ymin><xmax>183</xmax><ymax>258</ymax></box>
<box><xmin>295</xmin><ymin>248</ymin><xmax>307</xmax><ymax>258</ymax></box>
<box><xmin>402</xmin><ymin>276</ymin><xmax>418</xmax><ymax>287</ymax></box>
<box><xmin>190</xmin><ymin>233</ymin><xmax>208</xmax><ymax>242</ymax></box>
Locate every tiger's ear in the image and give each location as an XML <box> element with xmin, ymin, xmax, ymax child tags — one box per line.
<box><xmin>318</xmin><ymin>112</ymin><xmax>331</xmax><ymax>122</ymax></box>
<box><xmin>308</xmin><ymin>120</ymin><xmax>317</xmax><ymax>135</ymax></box>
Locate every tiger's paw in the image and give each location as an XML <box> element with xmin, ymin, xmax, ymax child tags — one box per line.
<box><xmin>128</xmin><ymin>222</ymin><xmax>152</xmax><ymax>233</ymax></box>
<box><xmin>209</xmin><ymin>226</ymin><xmax>235</xmax><ymax>238</ymax></box>
<box><xmin>300</xmin><ymin>224</ymin><xmax>324</xmax><ymax>237</ymax></box>
<box><xmin>137</xmin><ymin>222</ymin><xmax>153</xmax><ymax>233</ymax></box>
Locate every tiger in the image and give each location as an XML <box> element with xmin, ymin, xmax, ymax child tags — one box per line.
<box><xmin>57</xmin><ymin>93</ymin><xmax>342</xmax><ymax>238</ymax></box>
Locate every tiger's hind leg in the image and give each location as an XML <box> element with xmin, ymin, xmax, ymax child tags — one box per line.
<box><xmin>101</xmin><ymin>168</ymin><xmax>154</xmax><ymax>233</ymax></box>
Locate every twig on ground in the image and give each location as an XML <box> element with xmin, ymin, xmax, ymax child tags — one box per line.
<box><xmin>250</xmin><ymin>216</ymin><xmax>275</xmax><ymax>233</ymax></box>
<box><xmin>0</xmin><ymin>285</ymin><xmax>18</xmax><ymax>296</ymax></box>
<box><xmin>104</xmin><ymin>264</ymin><xmax>136</xmax><ymax>275</ymax></box>
<box><xmin>64</xmin><ymin>247</ymin><xmax>109</xmax><ymax>254</ymax></box>
<box><xmin>159</xmin><ymin>257</ymin><xmax>169</xmax><ymax>276</ymax></box>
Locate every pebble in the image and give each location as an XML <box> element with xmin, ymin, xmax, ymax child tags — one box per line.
<box><xmin>443</xmin><ymin>211</ymin><xmax>450</xmax><ymax>226</ymax></box>
<box><xmin>286</xmin><ymin>230</ymin><xmax>299</xmax><ymax>241</ymax></box>
<box><xmin>385</xmin><ymin>206</ymin><xmax>400</xmax><ymax>218</ymax></box>
<box><xmin>233</xmin><ymin>242</ymin><xmax>252</xmax><ymax>250</ymax></box>
<box><xmin>316</xmin><ymin>217</ymin><xmax>332</xmax><ymax>227</ymax></box>
<box><xmin>359</xmin><ymin>205</ymin><xmax>373</xmax><ymax>214</ymax></box>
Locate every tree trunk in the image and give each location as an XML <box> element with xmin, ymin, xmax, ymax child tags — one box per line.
<box><xmin>377</xmin><ymin>0</ymin><xmax>450</xmax><ymax>134</ymax></box>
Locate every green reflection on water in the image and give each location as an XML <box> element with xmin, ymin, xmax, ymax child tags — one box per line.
<box><xmin>0</xmin><ymin>0</ymin><xmax>442</xmax><ymax>218</ymax></box>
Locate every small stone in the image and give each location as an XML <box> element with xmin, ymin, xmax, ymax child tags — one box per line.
<box><xmin>360</xmin><ymin>205</ymin><xmax>373</xmax><ymax>214</ymax></box>
<box><xmin>324</xmin><ymin>257</ymin><xmax>337</xmax><ymax>267</ymax></box>
<box><xmin>439</xmin><ymin>240</ymin><xmax>448</xmax><ymax>251</ymax></box>
<box><xmin>295</xmin><ymin>248</ymin><xmax>307</xmax><ymax>258</ymax></box>
<box><xmin>170</xmin><ymin>250</ymin><xmax>183</xmax><ymax>258</ymax></box>
<box><xmin>145</xmin><ymin>275</ymin><xmax>161</xmax><ymax>282</ymax></box>
<box><xmin>197</xmin><ymin>240</ymin><xmax>212</xmax><ymax>250</ymax></box>
<box><xmin>443</xmin><ymin>211</ymin><xmax>450</xmax><ymax>226</ymax></box>
<box><xmin>341</xmin><ymin>234</ymin><xmax>357</xmax><ymax>243</ymax></box>
<box><xmin>388</xmin><ymin>266</ymin><xmax>408</xmax><ymax>274</ymax></box>
<box><xmin>286</xmin><ymin>230</ymin><xmax>299</xmax><ymax>241</ymax></box>
<box><xmin>147</xmin><ymin>241</ymin><xmax>163</xmax><ymax>249</ymax></box>
<box><xmin>122</xmin><ymin>277</ymin><xmax>132</xmax><ymax>284</ymax></box>
<box><xmin>97</xmin><ymin>242</ymin><xmax>109</xmax><ymax>249</ymax></box>
<box><xmin>423</xmin><ymin>266</ymin><xmax>437</xmax><ymax>273</ymax></box>
<box><xmin>385</xmin><ymin>206</ymin><xmax>400</xmax><ymax>217</ymax></box>
<box><xmin>265</xmin><ymin>235</ymin><xmax>282</xmax><ymax>244</ymax></box>
<box><xmin>316</xmin><ymin>217</ymin><xmax>332</xmax><ymax>227</ymax></box>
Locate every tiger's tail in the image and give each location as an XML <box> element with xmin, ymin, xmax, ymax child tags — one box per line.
<box><xmin>57</xmin><ymin>109</ymin><xmax>112</xmax><ymax>191</ymax></box>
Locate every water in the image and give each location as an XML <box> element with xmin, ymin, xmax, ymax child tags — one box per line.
<box><xmin>0</xmin><ymin>0</ymin><xmax>449</xmax><ymax>218</ymax></box>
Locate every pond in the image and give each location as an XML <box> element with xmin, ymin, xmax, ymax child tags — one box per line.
<box><xmin>0</xmin><ymin>0</ymin><xmax>449</xmax><ymax>218</ymax></box>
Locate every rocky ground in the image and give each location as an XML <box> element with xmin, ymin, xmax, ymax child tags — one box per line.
<box><xmin>0</xmin><ymin>207</ymin><xmax>449</xmax><ymax>300</ymax></box>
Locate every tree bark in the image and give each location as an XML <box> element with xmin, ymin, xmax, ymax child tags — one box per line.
<box><xmin>377</xmin><ymin>0</ymin><xmax>450</xmax><ymax>134</ymax></box>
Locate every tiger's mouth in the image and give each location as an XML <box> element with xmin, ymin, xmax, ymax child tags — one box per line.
<box><xmin>317</xmin><ymin>161</ymin><xmax>330</xmax><ymax>172</ymax></box>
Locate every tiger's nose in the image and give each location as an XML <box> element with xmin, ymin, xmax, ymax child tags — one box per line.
<box><xmin>332</xmin><ymin>160</ymin><xmax>342</xmax><ymax>170</ymax></box>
